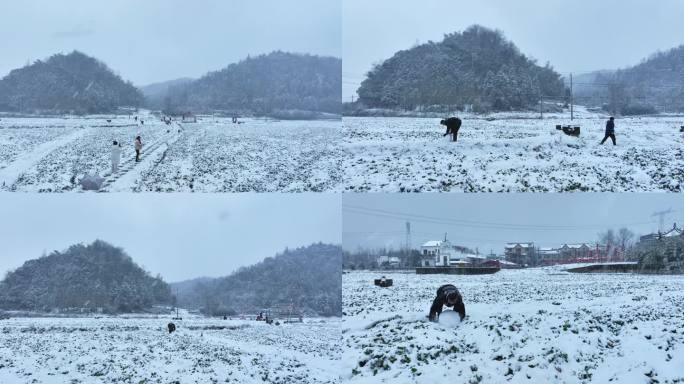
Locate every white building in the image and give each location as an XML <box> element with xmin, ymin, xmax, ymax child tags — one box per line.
<box><xmin>421</xmin><ymin>239</ymin><xmax>479</xmax><ymax>267</ymax></box>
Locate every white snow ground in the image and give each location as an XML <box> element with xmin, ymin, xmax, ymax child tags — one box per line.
<box><xmin>4</xmin><ymin>110</ymin><xmax>683</xmax><ymax>192</ymax></box>
<box><xmin>341</xmin><ymin>109</ymin><xmax>684</xmax><ymax>192</ymax></box>
<box><xmin>0</xmin><ymin>114</ymin><xmax>341</xmax><ymax>192</ymax></box>
<box><xmin>342</xmin><ymin>270</ymin><xmax>684</xmax><ymax>383</ymax></box>
<box><xmin>0</xmin><ymin>315</ymin><xmax>341</xmax><ymax>383</ymax></box>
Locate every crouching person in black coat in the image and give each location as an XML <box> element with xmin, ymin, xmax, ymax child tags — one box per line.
<box><xmin>440</xmin><ymin>117</ymin><xmax>462</xmax><ymax>142</ymax></box>
<box><xmin>428</xmin><ymin>284</ymin><xmax>466</xmax><ymax>322</ymax></box>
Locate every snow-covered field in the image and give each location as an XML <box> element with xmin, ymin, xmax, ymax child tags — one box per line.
<box><xmin>0</xmin><ymin>113</ymin><xmax>341</xmax><ymax>192</ymax></box>
<box><xmin>342</xmin><ymin>270</ymin><xmax>684</xmax><ymax>383</ymax></box>
<box><xmin>341</xmin><ymin>110</ymin><xmax>684</xmax><ymax>192</ymax></box>
<box><xmin>0</xmin><ymin>315</ymin><xmax>341</xmax><ymax>383</ymax></box>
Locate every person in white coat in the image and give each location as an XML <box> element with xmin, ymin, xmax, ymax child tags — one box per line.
<box><xmin>111</xmin><ymin>140</ymin><xmax>122</xmax><ymax>173</ymax></box>
<box><xmin>134</xmin><ymin>136</ymin><xmax>143</xmax><ymax>162</ymax></box>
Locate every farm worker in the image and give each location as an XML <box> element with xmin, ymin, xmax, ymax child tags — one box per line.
<box><xmin>110</xmin><ymin>140</ymin><xmax>122</xmax><ymax>173</ymax></box>
<box><xmin>440</xmin><ymin>117</ymin><xmax>462</xmax><ymax>142</ymax></box>
<box><xmin>600</xmin><ymin>116</ymin><xmax>616</xmax><ymax>145</ymax></box>
<box><xmin>134</xmin><ymin>136</ymin><xmax>143</xmax><ymax>162</ymax></box>
<box><xmin>428</xmin><ymin>284</ymin><xmax>466</xmax><ymax>322</ymax></box>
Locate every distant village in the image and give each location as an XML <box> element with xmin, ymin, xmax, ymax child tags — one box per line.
<box><xmin>351</xmin><ymin>223</ymin><xmax>684</xmax><ymax>274</ymax></box>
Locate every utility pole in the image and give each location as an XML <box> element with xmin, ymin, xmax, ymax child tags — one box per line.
<box><xmin>351</xmin><ymin>95</ymin><xmax>355</xmax><ymax>103</ymax></box>
<box><xmin>405</xmin><ymin>221</ymin><xmax>411</xmax><ymax>252</ymax></box>
<box><xmin>540</xmin><ymin>93</ymin><xmax>543</xmax><ymax>120</ymax></box>
<box><xmin>570</xmin><ymin>73</ymin><xmax>574</xmax><ymax>121</ymax></box>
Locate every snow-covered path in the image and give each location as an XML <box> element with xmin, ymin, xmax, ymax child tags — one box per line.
<box><xmin>100</xmin><ymin>125</ymin><xmax>181</xmax><ymax>192</ymax></box>
<box><xmin>0</xmin><ymin>127</ymin><xmax>89</xmax><ymax>189</ymax></box>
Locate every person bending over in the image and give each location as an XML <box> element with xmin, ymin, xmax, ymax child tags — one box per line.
<box><xmin>440</xmin><ymin>117</ymin><xmax>462</xmax><ymax>142</ymax></box>
<box><xmin>428</xmin><ymin>284</ymin><xmax>466</xmax><ymax>322</ymax></box>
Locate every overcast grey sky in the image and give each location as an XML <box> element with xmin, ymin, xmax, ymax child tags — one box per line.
<box><xmin>343</xmin><ymin>194</ymin><xmax>682</xmax><ymax>255</ymax></box>
<box><xmin>343</xmin><ymin>0</ymin><xmax>684</xmax><ymax>100</ymax></box>
<box><xmin>0</xmin><ymin>0</ymin><xmax>341</xmax><ymax>86</ymax></box>
<box><xmin>0</xmin><ymin>194</ymin><xmax>340</xmax><ymax>282</ymax></box>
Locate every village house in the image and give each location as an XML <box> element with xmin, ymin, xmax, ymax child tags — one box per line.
<box><xmin>504</xmin><ymin>242</ymin><xmax>535</xmax><ymax>266</ymax></box>
<box><xmin>420</xmin><ymin>239</ymin><xmax>480</xmax><ymax>267</ymax></box>
<box><xmin>559</xmin><ymin>243</ymin><xmax>592</xmax><ymax>261</ymax></box>
<box><xmin>538</xmin><ymin>247</ymin><xmax>561</xmax><ymax>265</ymax></box>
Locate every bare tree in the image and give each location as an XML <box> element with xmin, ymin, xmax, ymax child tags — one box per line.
<box><xmin>599</xmin><ymin>229</ymin><xmax>616</xmax><ymax>261</ymax></box>
<box><xmin>616</xmin><ymin>228</ymin><xmax>635</xmax><ymax>257</ymax></box>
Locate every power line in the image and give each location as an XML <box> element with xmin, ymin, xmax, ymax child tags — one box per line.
<box><xmin>343</xmin><ymin>204</ymin><xmax>659</xmax><ymax>232</ymax></box>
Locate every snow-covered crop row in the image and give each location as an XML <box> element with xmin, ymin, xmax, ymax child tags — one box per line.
<box><xmin>0</xmin><ymin>117</ymin><xmax>83</xmax><ymax>173</ymax></box>
<box><xmin>133</xmin><ymin>119</ymin><xmax>342</xmax><ymax>192</ymax></box>
<box><xmin>0</xmin><ymin>316</ymin><xmax>341</xmax><ymax>383</ymax></box>
<box><xmin>342</xmin><ymin>270</ymin><xmax>684</xmax><ymax>383</ymax></box>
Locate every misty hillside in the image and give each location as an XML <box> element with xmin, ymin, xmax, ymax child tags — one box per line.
<box><xmin>356</xmin><ymin>25</ymin><xmax>566</xmax><ymax>112</ymax></box>
<box><xmin>140</xmin><ymin>77</ymin><xmax>194</xmax><ymax>108</ymax></box>
<box><xmin>578</xmin><ymin>45</ymin><xmax>684</xmax><ymax>114</ymax></box>
<box><xmin>0</xmin><ymin>51</ymin><xmax>143</xmax><ymax>114</ymax></box>
<box><xmin>169</xmin><ymin>276</ymin><xmax>213</xmax><ymax>299</ymax></box>
<box><xmin>0</xmin><ymin>240</ymin><xmax>173</xmax><ymax>313</ymax></box>
<box><xmin>163</xmin><ymin>51</ymin><xmax>342</xmax><ymax>116</ymax></box>
<box><xmin>175</xmin><ymin>243</ymin><xmax>342</xmax><ymax>317</ymax></box>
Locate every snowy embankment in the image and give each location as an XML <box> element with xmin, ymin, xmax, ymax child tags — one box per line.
<box><xmin>342</xmin><ymin>270</ymin><xmax>684</xmax><ymax>383</ymax></box>
<box><xmin>0</xmin><ymin>115</ymin><xmax>342</xmax><ymax>192</ymax></box>
<box><xmin>0</xmin><ymin>316</ymin><xmax>341</xmax><ymax>384</ymax></box>
<box><xmin>340</xmin><ymin>111</ymin><xmax>684</xmax><ymax>192</ymax></box>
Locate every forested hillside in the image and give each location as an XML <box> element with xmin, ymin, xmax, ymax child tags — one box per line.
<box><xmin>0</xmin><ymin>51</ymin><xmax>143</xmax><ymax>114</ymax></box>
<box><xmin>356</xmin><ymin>25</ymin><xmax>567</xmax><ymax>112</ymax></box>
<box><xmin>163</xmin><ymin>51</ymin><xmax>342</xmax><ymax>116</ymax></box>
<box><xmin>578</xmin><ymin>46</ymin><xmax>684</xmax><ymax>114</ymax></box>
<box><xmin>174</xmin><ymin>243</ymin><xmax>342</xmax><ymax>317</ymax></box>
<box><xmin>0</xmin><ymin>240</ymin><xmax>173</xmax><ymax>313</ymax></box>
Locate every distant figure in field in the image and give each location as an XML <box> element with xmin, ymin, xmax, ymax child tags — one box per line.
<box><xmin>134</xmin><ymin>136</ymin><xmax>143</xmax><ymax>162</ymax></box>
<box><xmin>600</xmin><ymin>116</ymin><xmax>616</xmax><ymax>145</ymax></box>
<box><xmin>167</xmin><ymin>322</ymin><xmax>176</xmax><ymax>334</ymax></box>
<box><xmin>440</xmin><ymin>117</ymin><xmax>462</xmax><ymax>142</ymax></box>
<box><xmin>428</xmin><ymin>284</ymin><xmax>466</xmax><ymax>322</ymax></box>
<box><xmin>134</xmin><ymin>116</ymin><xmax>138</xmax><ymax>122</ymax></box>
<box><xmin>110</xmin><ymin>140</ymin><xmax>122</xmax><ymax>173</ymax></box>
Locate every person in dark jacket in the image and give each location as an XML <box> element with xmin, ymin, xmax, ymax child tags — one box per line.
<box><xmin>600</xmin><ymin>117</ymin><xmax>616</xmax><ymax>145</ymax></box>
<box><xmin>440</xmin><ymin>117</ymin><xmax>462</xmax><ymax>142</ymax></box>
<box><xmin>428</xmin><ymin>284</ymin><xmax>466</xmax><ymax>322</ymax></box>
